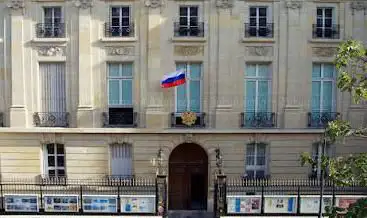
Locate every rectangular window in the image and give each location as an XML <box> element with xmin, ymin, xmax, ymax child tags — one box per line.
<box><xmin>245</xmin><ymin>64</ymin><xmax>271</xmax><ymax>112</ymax></box>
<box><xmin>249</xmin><ymin>7</ymin><xmax>268</xmax><ymax>37</ymax></box>
<box><xmin>110</xmin><ymin>6</ymin><xmax>131</xmax><ymax>37</ymax></box>
<box><xmin>110</xmin><ymin>143</ymin><xmax>133</xmax><ymax>178</ymax></box>
<box><xmin>316</xmin><ymin>7</ymin><xmax>334</xmax><ymax>38</ymax></box>
<box><xmin>311</xmin><ymin>143</ymin><xmax>332</xmax><ymax>179</ymax></box>
<box><xmin>245</xmin><ymin>143</ymin><xmax>267</xmax><ymax>178</ymax></box>
<box><xmin>311</xmin><ymin>63</ymin><xmax>336</xmax><ymax>112</ymax></box>
<box><xmin>178</xmin><ymin>6</ymin><xmax>199</xmax><ymax>36</ymax></box>
<box><xmin>175</xmin><ymin>63</ymin><xmax>202</xmax><ymax>113</ymax></box>
<box><xmin>43</xmin><ymin>7</ymin><xmax>63</xmax><ymax>37</ymax></box>
<box><xmin>44</xmin><ymin>143</ymin><xmax>65</xmax><ymax>178</ymax></box>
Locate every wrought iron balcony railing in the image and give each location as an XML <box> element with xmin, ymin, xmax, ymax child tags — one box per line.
<box><xmin>244</xmin><ymin>23</ymin><xmax>274</xmax><ymax>38</ymax></box>
<box><xmin>312</xmin><ymin>24</ymin><xmax>340</xmax><ymax>39</ymax></box>
<box><xmin>104</xmin><ymin>22</ymin><xmax>134</xmax><ymax>37</ymax></box>
<box><xmin>39</xmin><ymin>175</ymin><xmax>67</xmax><ymax>186</ymax></box>
<box><xmin>174</xmin><ymin>22</ymin><xmax>205</xmax><ymax>37</ymax></box>
<box><xmin>36</xmin><ymin>23</ymin><xmax>66</xmax><ymax>38</ymax></box>
<box><xmin>0</xmin><ymin>112</ymin><xmax>3</xmax><ymax>127</ymax></box>
<box><xmin>307</xmin><ymin>111</ymin><xmax>340</xmax><ymax>128</ymax></box>
<box><xmin>102</xmin><ymin>111</ymin><xmax>137</xmax><ymax>127</ymax></box>
<box><xmin>33</xmin><ymin>112</ymin><xmax>69</xmax><ymax>127</ymax></box>
<box><xmin>241</xmin><ymin>112</ymin><xmax>277</xmax><ymax>128</ymax></box>
<box><xmin>171</xmin><ymin>112</ymin><xmax>206</xmax><ymax>128</ymax></box>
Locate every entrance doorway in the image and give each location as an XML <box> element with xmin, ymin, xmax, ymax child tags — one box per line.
<box><xmin>168</xmin><ymin>143</ymin><xmax>208</xmax><ymax>210</ymax></box>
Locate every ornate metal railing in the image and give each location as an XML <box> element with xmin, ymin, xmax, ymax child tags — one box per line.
<box><xmin>312</xmin><ymin>24</ymin><xmax>340</xmax><ymax>39</ymax></box>
<box><xmin>36</xmin><ymin>23</ymin><xmax>66</xmax><ymax>38</ymax></box>
<box><xmin>104</xmin><ymin>22</ymin><xmax>134</xmax><ymax>37</ymax></box>
<box><xmin>173</xmin><ymin>22</ymin><xmax>205</xmax><ymax>37</ymax></box>
<box><xmin>308</xmin><ymin>111</ymin><xmax>340</xmax><ymax>128</ymax></box>
<box><xmin>170</xmin><ymin>112</ymin><xmax>206</xmax><ymax>128</ymax></box>
<box><xmin>0</xmin><ymin>112</ymin><xmax>3</xmax><ymax>127</ymax></box>
<box><xmin>241</xmin><ymin>112</ymin><xmax>276</xmax><ymax>128</ymax></box>
<box><xmin>102</xmin><ymin>111</ymin><xmax>138</xmax><ymax>127</ymax></box>
<box><xmin>33</xmin><ymin>112</ymin><xmax>69</xmax><ymax>127</ymax></box>
<box><xmin>244</xmin><ymin>23</ymin><xmax>274</xmax><ymax>38</ymax></box>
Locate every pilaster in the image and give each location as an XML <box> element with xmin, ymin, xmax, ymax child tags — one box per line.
<box><xmin>8</xmin><ymin>1</ymin><xmax>27</xmax><ymax>127</ymax></box>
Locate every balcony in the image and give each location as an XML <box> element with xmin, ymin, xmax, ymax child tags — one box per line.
<box><xmin>171</xmin><ymin>112</ymin><xmax>206</xmax><ymax>128</ymax></box>
<box><xmin>307</xmin><ymin>111</ymin><xmax>340</xmax><ymax>128</ymax></box>
<box><xmin>244</xmin><ymin>23</ymin><xmax>274</xmax><ymax>38</ymax></box>
<box><xmin>0</xmin><ymin>112</ymin><xmax>3</xmax><ymax>127</ymax></box>
<box><xmin>102</xmin><ymin>108</ymin><xmax>137</xmax><ymax>128</ymax></box>
<box><xmin>33</xmin><ymin>112</ymin><xmax>69</xmax><ymax>127</ymax></box>
<box><xmin>312</xmin><ymin>24</ymin><xmax>340</xmax><ymax>39</ymax></box>
<box><xmin>39</xmin><ymin>175</ymin><xmax>67</xmax><ymax>186</ymax></box>
<box><xmin>174</xmin><ymin>22</ymin><xmax>205</xmax><ymax>37</ymax></box>
<box><xmin>241</xmin><ymin>112</ymin><xmax>277</xmax><ymax>128</ymax></box>
<box><xmin>35</xmin><ymin>23</ymin><xmax>66</xmax><ymax>38</ymax></box>
<box><xmin>104</xmin><ymin>22</ymin><xmax>134</xmax><ymax>38</ymax></box>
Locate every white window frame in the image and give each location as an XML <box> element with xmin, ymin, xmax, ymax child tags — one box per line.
<box><xmin>174</xmin><ymin>62</ymin><xmax>203</xmax><ymax>113</ymax></box>
<box><xmin>110</xmin><ymin>6</ymin><xmax>131</xmax><ymax>36</ymax></box>
<box><xmin>107</xmin><ymin>62</ymin><xmax>134</xmax><ymax>108</ymax></box>
<box><xmin>245</xmin><ymin>143</ymin><xmax>268</xmax><ymax>178</ymax></box>
<box><xmin>109</xmin><ymin>143</ymin><xmax>133</xmax><ymax>178</ymax></box>
<box><xmin>316</xmin><ymin>7</ymin><xmax>334</xmax><ymax>38</ymax></box>
<box><xmin>179</xmin><ymin>5</ymin><xmax>199</xmax><ymax>27</ymax></box>
<box><xmin>43</xmin><ymin>143</ymin><xmax>66</xmax><ymax>178</ymax></box>
<box><xmin>249</xmin><ymin>6</ymin><xmax>268</xmax><ymax>29</ymax></box>
<box><xmin>312</xmin><ymin>63</ymin><xmax>336</xmax><ymax>112</ymax></box>
<box><xmin>43</xmin><ymin>6</ymin><xmax>63</xmax><ymax>24</ymax></box>
<box><xmin>244</xmin><ymin>63</ymin><xmax>272</xmax><ymax>112</ymax></box>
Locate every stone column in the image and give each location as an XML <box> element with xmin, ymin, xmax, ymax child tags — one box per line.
<box><xmin>144</xmin><ymin>0</ymin><xmax>166</xmax><ymax>128</ymax></box>
<box><xmin>74</xmin><ymin>0</ymin><xmax>94</xmax><ymax>127</ymax></box>
<box><xmin>8</xmin><ymin>0</ymin><xmax>27</xmax><ymax>127</ymax></box>
<box><xmin>215</xmin><ymin>2</ymin><xmax>237</xmax><ymax>129</ymax></box>
<box><xmin>283</xmin><ymin>1</ymin><xmax>305</xmax><ymax>128</ymax></box>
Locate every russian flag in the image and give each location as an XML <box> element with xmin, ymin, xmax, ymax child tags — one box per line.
<box><xmin>160</xmin><ymin>69</ymin><xmax>186</xmax><ymax>88</ymax></box>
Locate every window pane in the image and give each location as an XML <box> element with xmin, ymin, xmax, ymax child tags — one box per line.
<box><xmin>311</xmin><ymin>81</ymin><xmax>321</xmax><ymax>111</ymax></box>
<box><xmin>57</xmin><ymin>169</ymin><xmax>65</xmax><ymax>176</ymax></box>
<box><xmin>325</xmin><ymin>8</ymin><xmax>332</xmax><ymax>18</ymax></box>
<box><xmin>249</xmin><ymin>7</ymin><xmax>257</xmax><ymax>17</ymax></box>
<box><xmin>190</xmin><ymin>64</ymin><xmax>201</xmax><ymax>80</ymax></box>
<box><xmin>121</xmin><ymin>80</ymin><xmax>133</xmax><ymax>105</ymax></box>
<box><xmin>57</xmin><ymin>156</ymin><xmax>65</xmax><ymax>167</ymax></box>
<box><xmin>109</xmin><ymin>80</ymin><xmax>120</xmax><ymax>105</ymax></box>
<box><xmin>121</xmin><ymin>63</ymin><xmax>133</xmax><ymax>77</ymax></box>
<box><xmin>255</xmin><ymin>170</ymin><xmax>265</xmax><ymax>178</ymax></box>
<box><xmin>246</xmin><ymin>170</ymin><xmax>254</xmax><ymax>178</ymax></box>
<box><xmin>56</xmin><ymin>144</ymin><xmax>64</xmax><ymax>154</ymax></box>
<box><xmin>312</xmin><ymin>64</ymin><xmax>321</xmax><ymax>78</ymax></box>
<box><xmin>111</xmin><ymin>7</ymin><xmax>120</xmax><ymax>17</ymax></box>
<box><xmin>257</xmin><ymin>156</ymin><xmax>266</xmax><ymax>166</ymax></box>
<box><xmin>249</xmin><ymin>18</ymin><xmax>257</xmax><ymax>26</ymax></box>
<box><xmin>246</xmin><ymin>156</ymin><xmax>255</xmax><ymax>165</ymax></box>
<box><xmin>190</xmin><ymin>7</ymin><xmax>198</xmax><ymax>16</ymax></box>
<box><xmin>259</xmin><ymin>8</ymin><xmax>267</xmax><ymax>16</ymax></box>
<box><xmin>189</xmin><ymin>80</ymin><xmax>201</xmax><ymax>112</ymax></box>
<box><xmin>48</xmin><ymin>156</ymin><xmax>55</xmax><ymax>167</ymax></box>
<box><xmin>247</xmin><ymin>144</ymin><xmax>255</xmax><ymax>154</ymax></box>
<box><xmin>121</xmin><ymin>7</ymin><xmax>130</xmax><ymax>16</ymax></box>
<box><xmin>257</xmin><ymin>144</ymin><xmax>266</xmax><ymax>155</ymax></box>
<box><xmin>258</xmin><ymin>65</ymin><xmax>269</xmax><ymax>77</ymax></box>
<box><xmin>44</xmin><ymin>8</ymin><xmax>53</xmax><ymax>18</ymax></box>
<box><xmin>245</xmin><ymin>81</ymin><xmax>256</xmax><ymax>111</ymax></box>
<box><xmin>54</xmin><ymin>8</ymin><xmax>62</xmax><ymax>18</ymax></box>
<box><xmin>179</xmin><ymin>17</ymin><xmax>188</xmax><ymax>26</ymax></box>
<box><xmin>47</xmin><ymin>144</ymin><xmax>54</xmax><ymax>154</ymax></box>
<box><xmin>323</xmin><ymin>64</ymin><xmax>334</xmax><ymax>78</ymax></box>
<box><xmin>176</xmin><ymin>84</ymin><xmax>187</xmax><ymax>112</ymax></box>
<box><xmin>258</xmin><ymin>81</ymin><xmax>269</xmax><ymax>112</ymax></box>
<box><xmin>259</xmin><ymin>18</ymin><xmax>267</xmax><ymax>26</ymax></box>
<box><xmin>317</xmin><ymin>8</ymin><xmax>323</xmax><ymax>16</ymax></box>
<box><xmin>322</xmin><ymin>81</ymin><xmax>333</xmax><ymax>111</ymax></box>
<box><xmin>48</xmin><ymin>170</ymin><xmax>56</xmax><ymax>176</ymax></box>
<box><xmin>246</xmin><ymin>64</ymin><xmax>256</xmax><ymax>77</ymax></box>
<box><xmin>179</xmin><ymin>7</ymin><xmax>188</xmax><ymax>16</ymax></box>
<box><xmin>109</xmin><ymin>64</ymin><xmax>120</xmax><ymax>77</ymax></box>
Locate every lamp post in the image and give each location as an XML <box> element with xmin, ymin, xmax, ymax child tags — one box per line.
<box><xmin>318</xmin><ymin>131</ymin><xmax>327</xmax><ymax>218</ymax></box>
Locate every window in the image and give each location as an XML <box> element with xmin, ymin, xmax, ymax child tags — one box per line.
<box><xmin>315</xmin><ymin>7</ymin><xmax>334</xmax><ymax>38</ymax></box>
<box><xmin>44</xmin><ymin>143</ymin><xmax>65</xmax><ymax>178</ymax></box>
<box><xmin>177</xmin><ymin>6</ymin><xmax>200</xmax><ymax>36</ymax></box>
<box><xmin>311</xmin><ymin>64</ymin><xmax>336</xmax><ymax>112</ymax></box>
<box><xmin>245</xmin><ymin>143</ymin><xmax>268</xmax><ymax>178</ymax></box>
<box><xmin>176</xmin><ymin>63</ymin><xmax>202</xmax><ymax>113</ymax></box>
<box><xmin>107</xmin><ymin>63</ymin><xmax>134</xmax><ymax>126</ymax></box>
<box><xmin>110</xmin><ymin>143</ymin><xmax>133</xmax><ymax>178</ymax></box>
<box><xmin>110</xmin><ymin>6</ymin><xmax>132</xmax><ymax>37</ymax></box>
<box><xmin>248</xmin><ymin>7</ymin><xmax>269</xmax><ymax>37</ymax></box>
<box><xmin>43</xmin><ymin>7</ymin><xmax>63</xmax><ymax>37</ymax></box>
<box><xmin>311</xmin><ymin>142</ymin><xmax>332</xmax><ymax>179</ymax></box>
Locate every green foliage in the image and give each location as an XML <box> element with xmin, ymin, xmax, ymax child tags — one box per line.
<box><xmin>326</xmin><ymin>198</ymin><xmax>367</xmax><ymax>218</ymax></box>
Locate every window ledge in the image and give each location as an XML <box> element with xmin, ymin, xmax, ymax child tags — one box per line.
<box><xmin>100</xmin><ymin>37</ymin><xmax>137</xmax><ymax>42</ymax></box>
<box><xmin>241</xmin><ymin>37</ymin><xmax>275</xmax><ymax>43</ymax></box>
<box><xmin>32</xmin><ymin>38</ymin><xmax>69</xmax><ymax>43</ymax></box>
<box><xmin>309</xmin><ymin>39</ymin><xmax>343</xmax><ymax>44</ymax></box>
<box><xmin>171</xmin><ymin>37</ymin><xmax>207</xmax><ymax>43</ymax></box>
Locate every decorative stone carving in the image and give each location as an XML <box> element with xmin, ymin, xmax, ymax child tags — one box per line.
<box><xmin>246</xmin><ymin>46</ymin><xmax>272</xmax><ymax>56</ymax></box>
<box><xmin>145</xmin><ymin>0</ymin><xmax>164</xmax><ymax>8</ymax></box>
<box><xmin>216</xmin><ymin>0</ymin><xmax>234</xmax><ymax>9</ymax></box>
<box><xmin>312</xmin><ymin>47</ymin><xmax>337</xmax><ymax>57</ymax></box>
<box><xmin>174</xmin><ymin>46</ymin><xmax>204</xmax><ymax>56</ymax></box>
<box><xmin>184</xmin><ymin>134</ymin><xmax>194</xmax><ymax>143</ymax></box>
<box><xmin>72</xmin><ymin>0</ymin><xmax>94</xmax><ymax>9</ymax></box>
<box><xmin>285</xmin><ymin>0</ymin><xmax>302</xmax><ymax>9</ymax></box>
<box><xmin>37</xmin><ymin>46</ymin><xmax>65</xmax><ymax>56</ymax></box>
<box><xmin>106</xmin><ymin>46</ymin><xmax>134</xmax><ymax>56</ymax></box>
<box><xmin>350</xmin><ymin>1</ymin><xmax>367</xmax><ymax>14</ymax></box>
<box><xmin>7</xmin><ymin>0</ymin><xmax>25</xmax><ymax>10</ymax></box>
<box><xmin>40</xmin><ymin>133</ymin><xmax>56</xmax><ymax>144</ymax></box>
<box><xmin>248</xmin><ymin>134</ymin><xmax>268</xmax><ymax>144</ymax></box>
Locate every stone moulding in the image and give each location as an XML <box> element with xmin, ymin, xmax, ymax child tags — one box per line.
<box><xmin>37</xmin><ymin>46</ymin><xmax>65</xmax><ymax>56</ymax></box>
<box><xmin>350</xmin><ymin>1</ymin><xmax>367</xmax><ymax>14</ymax></box>
<box><xmin>285</xmin><ymin>0</ymin><xmax>302</xmax><ymax>9</ymax></box>
<box><xmin>105</xmin><ymin>46</ymin><xmax>134</xmax><ymax>56</ymax></box>
<box><xmin>145</xmin><ymin>0</ymin><xmax>164</xmax><ymax>8</ymax></box>
<box><xmin>7</xmin><ymin>0</ymin><xmax>25</xmax><ymax>10</ymax></box>
<box><xmin>312</xmin><ymin>47</ymin><xmax>337</xmax><ymax>57</ymax></box>
<box><xmin>174</xmin><ymin>45</ymin><xmax>204</xmax><ymax>56</ymax></box>
<box><xmin>246</xmin><ymin>46</ymin><xmax>272</xmax><ymax>56</ymax></box>
<box><xmin>216</xmin><ymin>0</ymin><xmax>234</xmax><ymax>9</ymax></box>
<box><xmin>72</xmin><ymin>0</ymin><xmax>94</xmax><ymax>9</ymax></box>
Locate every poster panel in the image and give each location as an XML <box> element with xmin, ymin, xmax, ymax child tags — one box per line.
<box><xmin>336</xmin><ymin>196</ymin><xmax>366</xmax><ymax>209</ymax></box>
<box><xmin>264</xmin><ymin>195</ymin><xmax>297</xmax><ymax>213</ymax></box>
<box><xmin>300</xmin><ymin>195</ymin><xmax>332</xmax><ymax>213</ymax></box>
<box><xmin>44</xmin><ymin>195</ymin><xmax>79</xmax><ymax>212</ymax></box>
<box><xmin>82</xmin><ymin>195</ymin><xmax>118</xmax><ymax>213</ymax></box>
<box><xmin>4</xmin><ymin>194</ymin><xmax>39</xmax><ymax>212</ymax></box>
<box><xmin>227</xmin><ymin>195</ymin><xmax>261</xmax><ymax>214</ymax></box>
<box><xmin>120</xmin><ymin>195</ymin><xmax>156</xmax><ymax>213</ymax></box>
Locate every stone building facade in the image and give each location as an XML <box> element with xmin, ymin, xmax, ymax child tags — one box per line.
<box><xmin>0</xmin><ymin>0</ymin><xmax>366</xmax><ymax>211</ymax></box>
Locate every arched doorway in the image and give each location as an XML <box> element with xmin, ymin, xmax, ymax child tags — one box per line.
<box><xmin>168</xmin><ymin>143</ymin><xmax>208</xmax><ymax>210</ymax></box>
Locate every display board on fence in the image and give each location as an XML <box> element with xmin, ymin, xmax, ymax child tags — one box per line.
<box><xmin>4</xmin><ymin>194</ymin><xmax>39</xmax><ymax>212</ymax></box>
<box><xmin>120</xmin><ymin>195</ymin><xmax>156</xmax><ymax>213</ymax></box>
<box><xmin>44</xmin><ymin>195</ymin><xmax>79</xmax><ymax>212</ymax></box>
<box><xmin>227</xmin><ymin>195</ymin><xmax>261</xmax><ymax>214</ymax></box>
<box><xmin>82</xmin><ymin>195</ymin><xmax>118</xmax><ymax>213</ymax></box>
<box><xmin>336</xmin><ymin>196</ymin><xmax>362</xmax><ymax>209</ymax></box>
<box><xmin>264</xmin><ymin>196</ymin><xmax>297</xmax><ymax>213</ymax></box>
<box><xmin>300</xmin><ymin>195</ymin><xmax>332</xmax><ymax>213</ymax></box>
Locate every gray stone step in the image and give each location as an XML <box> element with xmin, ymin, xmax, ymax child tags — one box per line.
<box><xmin>168</xmin><ymin>210</ymin><xmax>214</xmax><ymax>218</ymax></box>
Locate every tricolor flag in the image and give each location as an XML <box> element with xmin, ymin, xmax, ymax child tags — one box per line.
<box><xmin>160</xmin><ymin>69</ymin><xmax>186</xmax><ymax>88</ymax></box>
